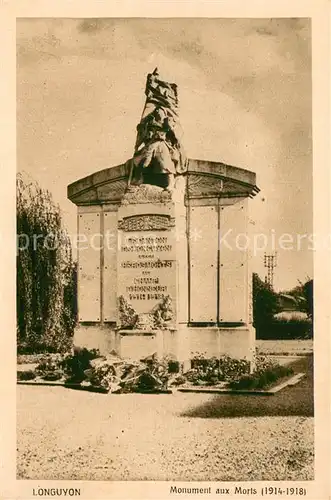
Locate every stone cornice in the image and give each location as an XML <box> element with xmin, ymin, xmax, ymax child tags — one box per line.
<box><xmin>67</xmin><ymin>158</ymin><xmax>259</xmax><ymax>206</ymax></box>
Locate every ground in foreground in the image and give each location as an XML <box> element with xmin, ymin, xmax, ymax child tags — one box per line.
<box><xmin>17</xmin><ymin>356</ymin><xmax>313</xmax><ymax>481</ymax></box>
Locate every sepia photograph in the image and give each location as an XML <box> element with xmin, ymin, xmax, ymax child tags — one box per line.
<box><xmin>0</xmin><ymin>6</ymin><xmax>326</xmax><ymax>498</ymax></box>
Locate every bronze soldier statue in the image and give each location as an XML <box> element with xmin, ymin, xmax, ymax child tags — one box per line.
<box><xmin>129</xmin><ymin>68</ymin><xmax>187</xmax><ymax>191</ymax></box>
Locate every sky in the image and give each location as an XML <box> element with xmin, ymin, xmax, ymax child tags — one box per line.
<box><xmin>16</xmin><ymin>18</ymin><xmax>313</xmax><ymax>291</ymax></box>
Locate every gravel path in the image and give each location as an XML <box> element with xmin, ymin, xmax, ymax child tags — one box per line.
<box><xmin>17</xmin><ymin>377</ymin><xmax>314</xmax><ymax>481</ymax></box>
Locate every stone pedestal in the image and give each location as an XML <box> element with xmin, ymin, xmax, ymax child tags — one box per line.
<box><xmin>115</xmin><ymin>184</ymin><xmax>179</xmax><ymax>358</ymax></box>
<box><xmin>117</xmin><ymin>190</ymin><xmax>176</xmax><ymax>321</ymax></box>
<box><xmin>68</xmin><ymin>158</ymin><xmax>259</xmax><ymax>365</ymax></box>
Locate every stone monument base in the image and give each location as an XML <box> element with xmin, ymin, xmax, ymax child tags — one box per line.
<box><xmin>73</xmin><ymin>324</ymin><xmax>255</xmax><ymax>366</ymax></box>
<box><xmin>186</xmin><ymin>326</ymin><xmax>256</xmax><ymax>366</ymax></box>
<box><xmin>73</xmin><ymin>323</ymin><xmax>119</xmax><ymax>354</ymax></box>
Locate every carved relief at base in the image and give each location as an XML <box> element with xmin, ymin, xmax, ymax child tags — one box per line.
<box><xmin>118</xmin><ymin>295</ymin><xmax>174</xmax><ymax>331</ymax></box>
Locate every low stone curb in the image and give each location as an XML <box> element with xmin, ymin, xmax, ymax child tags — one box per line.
<box><xmin>176</xmin><ymin>387</ymin><xmax>274</xmax><ymax>396</ymax></box>
<box><xmin>17</xmin><ymin>373</ymin><xmax>305</xmax><ymax>395</ymax></box>
<box><xmin>16</xmin><ymin>380</ymin><xmax>172</xmax><ymax>394</ymax></box>
<box><xmin>267</xmin><ymin>372</ymin><xmax>306</xmax><ymax>393</ymax></box>
<box><xmin>262</xmin><ymin>353</ymin><xmax>312</xmax><ymax>357</ymax></box>
<box><xmin>176</xmin><ymin>372</ymin><xmax>306</xmax><ymax>395</ymax></box>
<box><xmin>17</xmin><ymin>380</ymin><xmax>64</xmax><ymax>387</ymax></box>
<box><xmin>16</xmin><ymin>380</ymin><xmax>111</xmax><ymax>393</ymax></box>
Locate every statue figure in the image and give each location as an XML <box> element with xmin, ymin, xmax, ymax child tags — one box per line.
<box><xmin>129</xmin><ymin>68</ymin><xmax>187</xmax><ymax>191</ymax></box>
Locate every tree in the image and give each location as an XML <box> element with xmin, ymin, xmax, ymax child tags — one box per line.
<box><xmin>17</xmin><ymin>172</ymin><xmax>77</xmax><ymax>353</ymax></box>
<box><xmin>281</xmin><ymin>277</ymin><xmax>313</xmax><ymax>319</ymax></box>
<box><xmin>252</xmin><ymin>273</ymin><xmax>280</xmax><ymax>328</ymax></box>
<box><xmin>302</xmin><ymin>279</ymin><xmax>313</xmax><ymax>321</ymax></box>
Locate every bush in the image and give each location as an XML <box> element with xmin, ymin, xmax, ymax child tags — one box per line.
<box><xmin>161</xmin><ymin>355</ymin><xmax>180</xmax><ymax>374</ymax></box>
<box><xmin>17</xmin><ymin>370</ymin><xmax>36</xmax><ymax>381</ymax></box>
<box><xmin>253</xmin><ymin>273</ymin><xmax>280</xmax><ymax>328</ymax></box>
<box><xmin>169</xmin><ymin>374</ymin><xmax>186</xmax><ymax>386</ymax></box>
<box><xmin>36</xmin><ymin>353</ymin><xmax>65</xmax><ymax>380</ymax></box>
<box><xmin>167</xmin><ymin>359</ymin><xmax>180</xmax><ymax>374</ymax></box>
<box><xmin>61</xmin><ymin>347</ymin><xmax>101</xmax><ymax>383</ymax></box>
<box><xmin>33</xmin><ymin>348</ymin><xmax>102</xmax><ymax>383</ymax></box>
<box><xmin>228</xmin><ymin>355</ymin><xmax>294</xmax><ymax>390</ymax></box>
<box><xmin>41</xmin><ymin>370</ymin><xmax>63</xmax><ymax>381</ymax></box>
<box><xmin>17</xmin><ymin>353</ymin><xmax>46</xmax><ymax>364</ymax></box>
<box><xmin>256</xmin><ymin>318</ymin><xmax>312</xmax><ymax>340</ymax></box>
<box><xmin>280</xmin><ymin>278</ymin><xmax>313</xmax><ymax>322</ymax></box>
<box><xmin>187</xmin><ymin>354</ymin><xmax>250</xmax><ymax>385</ymax></box>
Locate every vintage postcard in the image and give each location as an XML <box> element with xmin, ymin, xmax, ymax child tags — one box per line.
<box><xmin>0</xmin><ymin>1</ymin><xmax>330</xmax><ymax>499</ymax></box>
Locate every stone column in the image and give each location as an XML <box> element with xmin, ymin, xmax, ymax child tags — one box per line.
<box><xmin>172</xmin><ymin>175</ymin><xmax>190</xmax><ymax>369</ymax></box>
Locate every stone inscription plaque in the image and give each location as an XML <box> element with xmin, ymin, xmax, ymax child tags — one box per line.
<box><xmin>117</xmin><ymin>222</ymin><xmax>177</xmax><ymax>317</ymax></box>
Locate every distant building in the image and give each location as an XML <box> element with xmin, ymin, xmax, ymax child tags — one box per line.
<box><xmin>275</xmin><ymin>293</ymin><xmax>309</xmax><ymax>321</ymax></box>
<box><xmin>277</xmin><ymin>293</ymin><xmax>298</xmax><ymax>312</ymax></box>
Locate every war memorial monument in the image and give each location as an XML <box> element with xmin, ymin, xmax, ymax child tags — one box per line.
<box><xmin>67</xmin><ymin>69</ymin><xmax>259</xmax><ymax>367</ymax></box>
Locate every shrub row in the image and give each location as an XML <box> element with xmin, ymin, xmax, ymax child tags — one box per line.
<box><xmin>229</xmin><ymin>362</ymin><xmax>294</xmax><ymax>390</ymax></box>
<box><xmin>256</xmin><ymin>320</ymin><xmax>313</xmax><ymax>340</ymax></box>
<box><xmin>187</xmin><ymin>354</ymin><xmax>250</xmax><ymax>385</ymax></box>
<box><xmin>18</xmin><ymin>348</ymin><xmax>294</xmax><ymax>392</ymax></box>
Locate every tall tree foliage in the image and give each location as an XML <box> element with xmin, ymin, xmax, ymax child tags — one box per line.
<box><xmin>252</xmin><ymin>273</ymin><xmax>280</xmax><ymax>328</ymax></box>
<box><xmin>302</xmin><ymin>279</ymin><xmax>313</xmax><ymax>321</ymax></box>
<box><xmin>281</xmin><ymin>278</ymin><xmax>313</xmax><ymax>320</ymax></box>
<box><xmin>17</xmin><ymin>172</ymin><xmax>77</xmax><ymax>353</ymax></box>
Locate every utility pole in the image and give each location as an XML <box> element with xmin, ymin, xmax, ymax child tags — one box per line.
<box><xmin>264</xmin><ymin>252</ymin><xmax>277</xmax><ymax>289</ymax></box>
